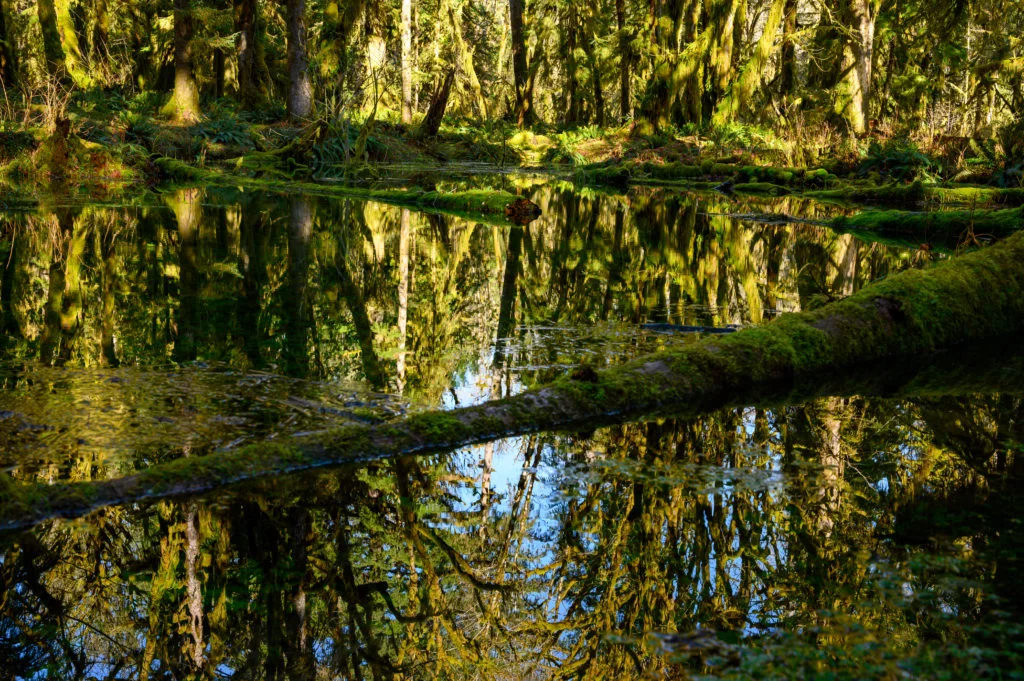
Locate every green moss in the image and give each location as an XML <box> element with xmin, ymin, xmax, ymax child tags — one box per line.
<box><xmin>574</xmin><ymin>165</ymin><xmax>632</xmax><ymax>188</ymax></box>
<box><xmin>833</xmin><ymin>207</ymin><xmax>1023</xmax><ymax>240</ymax></box>
<box><xmin>154</xmin><ymin>157</ymin><xmax>520</xmax><ymax>224</ymax></box>
<box><xmin>733</xmin><ymin>182</ymin><xmax>792</xmax><ymax>196</ymax></box>
<box><xmin>808</xmin><ymin>181</ymin><xmax>925</xmax><ymax>205</ymax></box>
<box><xmin>926</xmin><ymin>186</ymin><xmax>1024</xmax><ymax>207</ymax></box>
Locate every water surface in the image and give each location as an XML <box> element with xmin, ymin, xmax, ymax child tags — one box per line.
<box><xmin>2</xmin><ymin>183</ymin><xmax>1019</xmax><ymax>679</ymax></box>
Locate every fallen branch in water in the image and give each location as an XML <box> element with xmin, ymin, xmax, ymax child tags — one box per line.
<box><xmin>4</xmin><ymin>232</ymin><xmax>1024</xmax><ymax>530</ymax></box>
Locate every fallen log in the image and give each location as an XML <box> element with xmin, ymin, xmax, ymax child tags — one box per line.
<box><xmin>4</xmin><ymin>231</ymin><xmax>1024</xmax><ymax>530</ymax></box>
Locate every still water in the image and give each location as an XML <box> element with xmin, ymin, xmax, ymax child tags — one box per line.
<box><xmin>0</xmin><ymin>183</ymin><xmax>1020</xmax><ymax>679</ymax></box>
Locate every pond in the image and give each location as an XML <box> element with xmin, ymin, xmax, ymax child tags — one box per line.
<box><xmin>0</xmin><ymin>183</ymin><xmax>1020</xmax><ymax>679</ymax></box>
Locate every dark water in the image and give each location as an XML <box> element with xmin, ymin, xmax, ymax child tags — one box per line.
<box><xmin>0</xmin><ymin>185</ymin><xmax>1020</xmax><ymax>679</ymax></box>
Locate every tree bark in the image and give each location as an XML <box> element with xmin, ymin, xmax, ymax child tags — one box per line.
<box><xmin>442</xmin><ymin>0</ymin><xmax>487</xmax><ymax>119</ymax></box>
<box><xmin>836</xmin><ymin>0</ymin><xmax>877</xmax><ymax>134</ymax></box>
<box><xmin>162</xmin><ymin>0</ymin><xmax>200</xmax><ymax>121</ymax></box>
<box><xmin>286</xmin><ymin>0</ymin><xmax>312</xmax><ymax>119</ymax></box>
<box><xmin>0</xmin><ymin>0</ymin><xmax>17</xmax><ymax>86</ymax></box>
<box><xmin>417</xmin><ymin>68</ymin><xmax>455</xmax><ymax>137</ymax></box>
<box><xmin>37</xmin><ymin>0</ymin><xmax>67</xmax><ymax>80</ymax></box>
<box><xmin>92</xmin><ymin>0</ymin><xmax>110</xmax><ymax>59</ymax></box>
<box><xmin>582</xmin><ymin>10</ymin><xmax>605</xmax><ymax>126</ymax></box>
<box><xmin>234</xmin><ymin>0</ymin><xmax>258</xmax><ymax>108</ymax></box>
<box><xmin>616</xmin><ymin>0</ymin><xmax>629</xmax><ymax>121</ymax></box>
<box><xmin>401</xmin><ymin>0</ymin><xmax>414</xmax><ymax>124</ymax></box>
<box><xmin>8</xmin><ymin>230</ymin><xmax>1024</xmax><ymax>529</ymax></box>
<box><xmin>510</xmin><ymin>0</ymin><xmax>533</xmax><ymax>126</ymax></box>
<box><xmin>779</xmin><ymin>0</ymin><xmax>798</xmax><ymax>96</ymax></box>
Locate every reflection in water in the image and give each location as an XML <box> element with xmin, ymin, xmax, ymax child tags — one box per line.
<box><xmin>0</xmin><ymin>395</ymin><xmax>1020</xmax><ymax>679</ymax></box>
<box><xmin>0</xmin><ymin>186</ymin><xmax>917</xmax><ymax>479</ymax></box>
<box><xmin>2</xmin><ymin>184</ymin><xmax>1014</xmax><ymax>679</ymax></box>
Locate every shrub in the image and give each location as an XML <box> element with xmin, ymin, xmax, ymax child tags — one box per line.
<box><xmin>859</xmin><ymin>137</ymin><xmax>940</xmax><ymax>182</ymax></box>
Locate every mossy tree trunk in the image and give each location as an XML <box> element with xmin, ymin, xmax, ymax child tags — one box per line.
<box><xmin>510</xmin><ymin>0</ymin><xmax>533</xmax><ymax>126</ymax></box>
<box><xmin>418</xmin><ymin>68</ymin><xmax>454</xmax><ymax>137</ymax></box>
<box><xmin>0</xmin><ymin>0</ymin><xmax>16</xmax><ymax>87</ymax></box>
<box><xmin>638</xmin><ymin>0</ymin><xmax>705</xmax><ymax>131</ymax></box>
<box><xmin>54</xmin><ymin>0</ymin><xmax>90</xmax><ymax>86</ymax></box>
<box><xmin>286</xmin><ymin>0</ymin><xmax>312</xmax><ymax>120</ymax></box>
<box><xmin>582</xmin><ymin>7</ymin><xmax>605</xmax><ymax>127</ymax></box>
<box><xmin>162</xmin><ymin>0</ymin><xmax>200</xmax><ymax>122</ymax></box>
<box><xmin>442</xmin><ymin>0</ymin><xmax>487</xmax><ymax>119</ymax></box>
<box><xmin>615</xmin><ymin>0</ymin><xmax>629</xmax><ymax>122</ymax></box>
<box><xmin>234</xmin><ymin>0</ymin><xmax>259</xmax><ymax>108</ymax></box>
<box><xmin>779</xmin><ymin>0</ymin><xmax>798</xmax><ymax>97</ymax></box>
<box><xmin>712</xmin><ymin>0</ymin><xmax>786</xmax><ymax>125</ymax></box>
<box><xmin>92</xmin><ymin>0</ymin><xmax>109</xmax><ymax>60</ymax></box>
<box><xmin>37</xmin><ymin>0</ymin><xmax>67</xmax><ymax>81</ymax></box>
<box><xmin>835</xmin><ymin>0</ymin><xmax>879</xmax><ymax>134</ymax></box>
<box><xmin>401</xmin><ymin>0</ymin><xmax>414</xmax><ymax>124</ymax></box>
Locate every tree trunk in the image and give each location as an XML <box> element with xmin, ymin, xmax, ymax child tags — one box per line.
<box><xmin>712</xmin><ymin>0</ymin><xmax>787</xmax><ymax>124</ymax></box>
<box><xmin>286</xmin><ymin>0</ymin><xmax>312</xmax><ymax>119</ymax></box>
<box><xmin>92</xmin><ymin>0</ymin><xmax>110</xmax><ymax>59</ymax></box>
<box><xmin>10</xmin><ymin>229</ymin><xmax>1024</xmax><ymax>529</ymax></box>
<box><xmin>401</xmin><ymin>0</ymin><xmax>413</xmax><ymax>124</ymax></box>
<box><xmin>582</xmin><ymin>10</ymin><xmax>605</xmax><ymax>126</ymax></box>
<box><xmin>37</xmin><ymin>0</ymin><xmax>67</xmax><ymax>80</ymax></box>
<box><xmin>836</xmin><ymin>0</ymin><xmax>877</xmax><ymax>134</ymax></box>
<box><xmin>234</xmin><ymin>0</ymin><xmax>258</xmax><ymax>108</ymax></box>
<box><xmin>0</xmin><ymin>0</ymin><xmax>17</xmax><ymax>86</ymax></box>
<box><xmin>616</xmin><ymin>0</ymin><xmax>629</xmax><ymax>121</ymax></box>
<box><xmin>213</xmin><ymin>48</ymin><xmax>225</xmax><ymax>99</ymax></box>
<box><xmin>510</xmin><ymin>0</ymin><xmax>533</xmax><ymax>126</ymax></box>
<box><xmin>442</xmin><ymin>0</ymin><xmax>487</xmax><ymax>119</ymax></box>
<box><xmin>779</xmin><ymin>0</ymin><xmax>798</xmax><ymax>96</ymax></box>
<box><xmin>417</xmin><ymin>68</ymin><xmax>455</xmax><ymax>137</ymax></box>
<box><xmin>162</xmin><ymin>0</ymin><xmax>200</xmax><ymax>121</ymax></box>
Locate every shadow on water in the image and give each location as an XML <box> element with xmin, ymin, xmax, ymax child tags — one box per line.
<box><xmin>1</xmin><ymin>183</ymin><xmax>1020</xmax><ymax>679</ymax></box>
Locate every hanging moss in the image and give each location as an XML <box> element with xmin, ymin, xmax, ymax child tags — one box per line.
<box><xmin>5</xmin><ymin>231</ymin><xmax>1024</xmax><ymax>530</ymax></box>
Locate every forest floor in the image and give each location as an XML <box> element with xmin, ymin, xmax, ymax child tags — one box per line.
<box><xmin>2</xmin><ymin>98</ymin><xmax>1022</xmax><ymax>220</ymax></box>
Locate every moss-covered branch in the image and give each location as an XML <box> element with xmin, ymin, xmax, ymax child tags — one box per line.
<box><xmin>5</xmin><ymin>232</ymin><xmax>1024</xmax><ymax>530</ymax></box>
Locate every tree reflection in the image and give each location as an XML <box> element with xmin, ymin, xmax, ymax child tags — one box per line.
<box><xmin>0</xmin><ymin>392</ymin><xmax>1019</xmax><ymax>679</ymax></box>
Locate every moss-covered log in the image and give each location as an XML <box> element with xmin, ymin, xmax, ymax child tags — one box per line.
<box><xmin>833</xmin><ymin>207</ymin><xmax>1023</xmax><ymax>242</ymax></box>
<box><xmin>3</xmin><ymin>231</ymin><xmax>1024</xmax><ymax>530</ymax></box>
<box><xmin>154</xmin><ymin>157</ymin><xmax>520</xmax><ymax>224</ymax></box>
